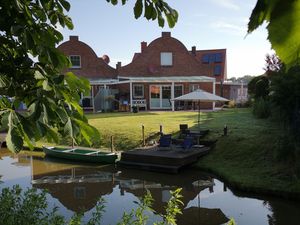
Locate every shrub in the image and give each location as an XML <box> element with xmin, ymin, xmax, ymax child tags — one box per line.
<box><xmin>0</xmin><ymin>185</ymin><xmax>184</xmax><ymax>225</ymax></box>
<box><xmin>252</xmin><ymin>97</ymin><xmax>271</xmax><ymax>118</ymax></box>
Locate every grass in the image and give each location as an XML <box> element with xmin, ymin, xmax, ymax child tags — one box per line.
<box><xmin>194</xmin><ymin>108</ymin><xmax>300</xmax><ymax>198</ymax></box>
<box><xmin>87</xmin><ymin>111</ymin><xmax>208</xmax><ymax>150</ymax></box>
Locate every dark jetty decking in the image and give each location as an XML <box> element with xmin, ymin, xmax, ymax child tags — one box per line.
<box><xmin>118</xmin><ymin>145</ymin><xmax>210</xmax><ymax>173</ymax></box>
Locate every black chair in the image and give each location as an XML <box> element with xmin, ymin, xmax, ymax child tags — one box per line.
<box><xmin>179</xmin><ymin>124</ymin><xmax>190</xmax><ymax>138</ymax></box>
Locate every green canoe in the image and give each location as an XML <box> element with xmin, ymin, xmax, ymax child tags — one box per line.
<box><xmin>43</xmin><ymin>146</ymin><xmax>118</xmax><ymax>164</ymax></box>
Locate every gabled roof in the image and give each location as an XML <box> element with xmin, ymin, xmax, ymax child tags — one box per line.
<box><xmin>119</xmin><ymin>32</ymin><xmax>211</xmax><ymax>77</ymax></box>
<box><xmin>57</xmin><ymin>36</ymin><xmax>117</xmax><ymax>79</ymax></box>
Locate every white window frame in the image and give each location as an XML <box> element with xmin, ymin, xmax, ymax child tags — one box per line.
<box><xmin>189</xmin><ymin>84</ymin><xmax>200</xmax><ymax>92</ymax></box>
<box><xmin>174</xmin><ymin>84</ymin><xmax>183</xmax><ymax>97</ymax></box>
<box><xmin>160</xmin><ymin>52</ymin><xmax>173</xmax><ymax>66</ymax></box>
<box><xmin>133</xmin><ymin>84</ymin><xmax>144</xmax><ymax>98</ymax></box>
<box><xmin>70</xmin><ymin>55</ymin><xmax>81</xmax><ymax>68</ymax></box>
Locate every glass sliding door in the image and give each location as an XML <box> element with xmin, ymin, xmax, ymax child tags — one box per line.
<box><xmin>150</xmin><ymin>85</ymin><xmax>160</xmax><ymax>108</ymax></box>
<box><xmin>150</xmin><ymin>85</ymin><xmax>172</xmax><ymax>109</ymax></box>
<box><xmin>162</xmin><ymin>86</ymin><xmax>171</xmax><ymax>108</ymax></box>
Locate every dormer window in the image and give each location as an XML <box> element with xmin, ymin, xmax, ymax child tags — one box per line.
<box><xmin>160</xmin><ymin>52</ymin><xmax>173</xmax><ymax>66</ymax></box>
<box><xmin>70</xmin><ymin>55</ymin><xmax>81</xmax><ymax>68</ymax></box>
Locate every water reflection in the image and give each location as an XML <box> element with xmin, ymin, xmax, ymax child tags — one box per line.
<box><xmin>1</xmin><ymin>149</ymin><xmax>300</xmax><ymax>225</ymax></box>
<box><xmin>31</xmin><ymin>156</ymin><xmax>227</xmax><ymax>224</ymax></box>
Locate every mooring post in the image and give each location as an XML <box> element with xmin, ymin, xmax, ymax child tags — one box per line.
<box><xmin>110</xmin><ymin>135</ymin><xmax>114</xmax><ymax>152</ymax></box>
<box><xmin>142</xmin><ymin>124</ymin><xmax>145</xmax><ymax>146</ymax></box>
<box><xmin>223</xmin><ymin>124</ymin><xmax>228</xmax><ymax>136</ymax></box>
<box><xmin>159</xmin><ymin>124</ymin><xmax>163</xmax><ymax>136</ymax></box>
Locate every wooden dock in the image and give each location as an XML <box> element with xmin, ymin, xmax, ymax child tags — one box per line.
<box><xmin>118</xmin><ymin>145</ymin><xmax>210</xmax><ymax>173</ymax></box>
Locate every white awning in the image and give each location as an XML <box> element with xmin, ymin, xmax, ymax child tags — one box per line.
<box><xmin>89</xmin><ymin>79</ymin><xmax>119</xmax><ymax>85</ymax></box>
<box><xmin>118</xmin><ymin>76</ymin><xmax>215</xmax><ymax>83</ymax></box>
<box><xmin>87</xmin><ymin>76</ymin><xmax>215</xmax><ymax>85</ymax></box>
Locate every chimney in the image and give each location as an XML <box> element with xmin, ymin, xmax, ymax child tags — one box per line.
<box><xmin>69</xmin><ymin>36</ymin><xmax>79</xmax><ymax>41</ymax></box>
<box><xmin>141</xmin><ymin>41</ymin><xmax>147</xmax><ymax>53</ymax></box>
<box><xmin>116</xmin><ymin>62</ymin><xmax>122</xmax><ymax>70</ymax></box>
<box><xmin>162</xmin><ymin>32</ymin><xmax>171</xmax><ymax>38</ymax></box>
<box><xmin>191</xmin><ymin>46</ymin><xmax>196</xmax><ymax>56</ymax></box>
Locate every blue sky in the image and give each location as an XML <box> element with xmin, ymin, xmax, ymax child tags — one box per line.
<box><xmin>60</xmin><ymin>0</ymin><xmax>272</xmax><ymax>78</ymax></box>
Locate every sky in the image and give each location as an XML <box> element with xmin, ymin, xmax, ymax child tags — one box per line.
<box><xmin>60</xmin><ymin>0</ymin><xmax>273</xmax><ymax>78</ymax></box>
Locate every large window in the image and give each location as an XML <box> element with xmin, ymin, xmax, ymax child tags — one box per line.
<box><xmin>160</xmin><ymin>52</ymin><xmax>173</xmax><ymax>66</ymax></box>
<box><xmin>214</xmin><ymin>65</ymin><xmax>222</xmax><ymax>76</ymax></box>
<box><xmin>202</xmin><ymin>53</ymin><xmax>222</xmax><ymax>64</ymax></box>
<box><xmin>70</xmin><ymin>55</ymin><xmax>81</xmax><ymax>68</ymax></box>
<box><xmin>133</xmin><ymin>84</ymin><xmax>144</xmax><ymax>98</ymax></box>
<box><xmin>215</xmin><ymin>53</ymin><xmax>222</xmax><ymax>62</ymax></box>
<box><xmin>174</xmin><ymin>85</ymin><xmax>183</xmax><ymax>97</ymax></box>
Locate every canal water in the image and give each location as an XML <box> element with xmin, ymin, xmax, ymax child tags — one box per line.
<box><xmin>1</xmin><ymin>149</ymin><xmax>300</xmax><ymax>225</ymax></box>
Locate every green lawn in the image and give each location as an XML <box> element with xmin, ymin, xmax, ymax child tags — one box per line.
<box><xmin>87</xmin><ymin>111</ymin><xmax>209</xmax><ymax>150</ymax></box>
<box><xmin>194</xmin><ymin>108</ymin><xmax>300</xmax><ymax>198</ymax></box>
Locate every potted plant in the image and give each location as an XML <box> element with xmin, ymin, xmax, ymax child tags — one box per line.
<box><xmin>132</xmin><ymin>105</ymin><xmax>138</xmax><ymax>113</ymax></box>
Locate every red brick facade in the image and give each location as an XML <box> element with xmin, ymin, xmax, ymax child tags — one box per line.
<box><xmin>119</xmin><ymin>32</ymin><xmax>211</xmax><ymax>77</ymax></box>
<box><xmin>57</xmin><ymin>33</ymin><xmax>228</xmax><ymax>111</ymax></box>
<box><xmin>57</xmin><ymin>36</ymin><xmax>117</xmax><ymax>79</ymax></box>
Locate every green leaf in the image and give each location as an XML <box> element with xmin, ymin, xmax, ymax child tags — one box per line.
<box><xmin>55</xmin><ymin>107</ymin><xmax>68</xmax><ymax>123</ymax></box>
<box><xmin>134</xmin><ymin>0</ymin><xmax>143</xmax><ymax>19</ymax></box>
<box><xmin>34</xmin><ymin>70</ymin><xmax>44</xmax><ymax>80</ymax></box>
<box><xmin>144</xmin><ymin>2</ymin><xmax>153</xmax><ymax>20</ymax></box>
<box><xmin>248</xmin><ymin>0</ymin><xmax>300</xmax><ymax>69</ymax></box>
<box><xmin>42</xmin><ymin>79</ymin><xmax>52</xmax><ymax>91</ymax></box>
<box><xmin>111</xmin><ymin>0</ymin><xmax>118</xmax><ymax>5</ymax></box>
<box><xmin>64</xmin><ymin>16</ymin><xmax>74</xmax><ymax>30</ymax></box>
<box><xmin>165</xmin><ymin>13</ymin><xmax>175</xmax><ymax>28</ymax></box>
<box><xmin>73</xmin><ymin>119</ymin><xmax>98</xmax><ymax>145</ymax></box>
<box><xmin>59</xmin><ymin>0</ymin><xmax>71</xmax><ymax>11</ymax></box>
<box><xmin>64</xmin><ymin>117</ymin><xmax>74</xmax><ymax>140</ymax></box>
<box><xmin>6</xmin><ymin>127</ymin><xmax>23</xmax><ymax>153</ymax></box>
<box><xmin>157</xmin><ymin>13</ymin><xmax>164</xmax><ymax>27</ymax></box>
<box><xmin>267</xmin><ymin>1</ymin><xmax>300</xmax><ymax>69</ymax></box>
<box><xmin>6</xmin><ymin>112</ymin><xmax>23</xmax><ymax>153</ymax></box>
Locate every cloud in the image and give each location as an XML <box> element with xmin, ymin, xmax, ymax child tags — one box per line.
<box><xmin>210</xmin><ymin>21</ymin><xmax>246</xmax><ymax>36</ymax></box>
<box><xmin>211</xmin><ymin>0</ymin><xmax>240</xmax><ymax>10</ymax></box>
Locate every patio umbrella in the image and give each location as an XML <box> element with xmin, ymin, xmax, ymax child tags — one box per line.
<box><xmin>171</xmin><ymin>89</ymin><xmax>229</xmax><ymax>127</ymax></box>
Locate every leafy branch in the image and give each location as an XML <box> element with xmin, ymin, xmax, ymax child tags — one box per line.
<box><xmin>106</xmin><ymin>0</ymin><xmax>178</xmax><ymax>28</ymax></box>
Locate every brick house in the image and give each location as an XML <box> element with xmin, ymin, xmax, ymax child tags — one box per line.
<box><xmin>57</xmin><ymin>32</ymin><xmax>232</xmax><ymax>112</ymax></box>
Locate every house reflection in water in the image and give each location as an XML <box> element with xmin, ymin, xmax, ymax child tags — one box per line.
<box><xmin>30</xmin><ymin>157</ymin><xmax>228</xmax><ymax>224</ymax></box>
<box><xmin>31</xmin><ymin>158</ymin><xmax>117</xmax><ymax>213</ymax></box>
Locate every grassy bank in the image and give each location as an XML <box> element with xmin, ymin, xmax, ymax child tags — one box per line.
<box><xmin>194</xmin><ymin>108</ymin><xmax>300</xmax><ymax>199</ymax></box>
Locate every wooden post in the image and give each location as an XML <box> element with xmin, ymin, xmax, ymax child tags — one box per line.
<box><xmin>160</xmin><ymin>124</ymin><xmax>163</xmax><ymax>136</ymax></box>
<box><xmin>142</xmin><ymin>125</ymin><xmax>145</xmax><ymax>146</ymax></box>
<box><xmin>110</xmin><ymin>135</ymin><xmax>114</xmax><ymax>152</ymax></box>
<box><xmin>223</xmin><ymin>125</ymin><xmax>228</xmax><ymax>136</ymax></box>
<box><xmin>71</xmin><ymin>139</ymin><xmax>74</xmax><ymax>148</ymax></box>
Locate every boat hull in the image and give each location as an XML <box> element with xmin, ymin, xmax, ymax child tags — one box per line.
<box><xmin>43</xmin><ymin>147</ymin><xmax>117</xmax><ymax>164</ymax></box>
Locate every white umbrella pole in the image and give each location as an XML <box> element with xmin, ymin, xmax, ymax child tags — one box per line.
<box><xmin>198</xmin><ymin>100</ymin><xmax>200</xmax><ymax>129</ymax></box>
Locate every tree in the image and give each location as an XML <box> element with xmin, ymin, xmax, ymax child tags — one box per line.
<box><xmin>107</xmin><ymin>0</ymin><xmax>178</xmax><ymax>28</ymax></box>
<box><xmin>0</xmin><ymin>0</ymin><xmax>178</xmax><ymax>152</ymax></box>
<box><xmin>248</xmin><ymin>0</ymin><xmax>300</xmax><ymax>70</ymax></box>
<box><xmin>248</xmin><ymin>76</ymin><xmax>269</xmax><ymax>99</ymax></box>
